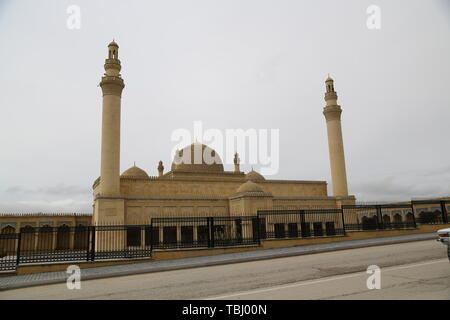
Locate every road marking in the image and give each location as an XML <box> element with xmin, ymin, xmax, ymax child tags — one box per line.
<box><xmin>204</xmin><ymin>259</ymin><xmax>448</xmax><ymax>300</ymax></box>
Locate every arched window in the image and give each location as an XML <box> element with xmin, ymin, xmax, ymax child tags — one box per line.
<box><xmin>20</xmin><ymin>225</ymin><xmax>35</xmax><ymax>252</ymax></box>
<box><xmin>0</xmin><ymin>225</ymin><xmax>16</xmax><ymax>256</ymax></box>
<box><xmin>382</xmin><ymin>215</ymin><xmax>391</xmax><ymax>228</ymax></box>
<box><xmin>362</xmin><ymin>216</ymin><xmax>377</xmax><ymax>230</ymax></box>
<box><xmin>37</xmin><ymin>225</ymin><xmax>53</xmax><ymax>252</ymax></box>
<box><xmin>1</xmin><ymin>225</ymin><xmax>15</xmax><ymax>234</ymax></box>
<box><xmin>56</xmin><ymin>224</ymin><xmax>70</xmax><ymax>250</ymax></box>
<box><xmin>74</xmin><ymin>224</ymin><xmax>88</xmax><ymax>250</ymax></box>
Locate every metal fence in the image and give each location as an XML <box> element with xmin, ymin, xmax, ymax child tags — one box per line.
<box><xmin>411</xmin><ymin>200</ymin><xmax>449</xmax><ymax>225</ymax></box>
<box><xmin>0</xmin><ymin>225</ymin><xmax>152</xmax><ymax>271</ymax></box>
<box><xmin>151</xmin><ymin>216</ymin><xmax>260</xmax><ymax>249</ymax></box>
<box><xmin>0</xmin><ymin>232</ymin><xmax>19</xmax><ymax>272</ymax></box>
<box><xmin>257</xmin><ymin>209</ymin><xmax>346</xmax><ymax>239</ymax></box>
<box><xmin>2</xmin><ymin>200</ymin><xmax>449</xmax><ymax>272</ymax></box>
<box><xmin>342</xmin><ymin>204</ymin><xmax>416</xmax><ymax>231</ymax></box>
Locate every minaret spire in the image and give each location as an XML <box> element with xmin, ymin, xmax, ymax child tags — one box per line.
<box><xmin>233</xmin><ymin>152</ymin><xmax>240</xmax><ymax>173</ymax></box>
<box><xmin>323</xmin><ymin>76</ymin><xmax>349</xmax><ymax>197</ymax></box>
<box><xmin>99</xmin><ymin>40</ymin><xmax>125</xmax><ymax>196</ymax></box>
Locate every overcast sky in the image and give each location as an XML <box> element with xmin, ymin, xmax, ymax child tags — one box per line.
<box><xmin>0</xmin><ymin>0</ymin><xmax>449</xmax><ymax>212</ymax></box>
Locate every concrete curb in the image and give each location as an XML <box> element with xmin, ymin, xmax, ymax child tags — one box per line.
<box><xmin>0</xmin><ymin>232</ymin><xmax>437</xmax><ymax>291</ymax></box>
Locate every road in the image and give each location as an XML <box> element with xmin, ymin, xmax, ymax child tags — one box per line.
<box><xmin>0</xmin><ymin>240</ymin><xmax>449</xmax><ymax>300</ymax></box>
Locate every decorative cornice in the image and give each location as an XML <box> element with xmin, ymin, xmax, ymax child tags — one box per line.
<box><xmin>95</xmin><ymin>195</ymin><xmax>228</xmax><ymax>201</ymax></box>
<box><xmin>228</xmin><ymin>192</ymin><xmax>274</xmax><ymax>200</ymax></box>
<box><xmin>273</xmin><ymin>196</ymin><xmax>344</xmax><ymax>201</ymax></box>
<box><xmin>100</xmin><ymin>76</ymin><xmax>125</xmax><ymax>96</ymax></box>
<box><xmin>324</xmin><ymin>91</ymin><xmax>338</xmax><ymax>101</ymax></box>
<box><xmin>323</xmin><ymin>105</ymin><xmax>342</xmax><ymax>121</ymax></box>
<box><xmin>0</xmin><ymin>212</ymin><xmax>92</xmax><ymax>217</ymax></box>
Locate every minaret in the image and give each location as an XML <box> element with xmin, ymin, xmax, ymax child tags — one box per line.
<box><xmin>234</xmin><ymin>152</ymin><xmax>240</xmax><ymax>173</ymax></box>
<box><xmin>323</xmin><ymin>76</ymin><xmax>349</xmax><ymax>197</ymax></box>
<box><xmin>158</xmin><ymin>160</ymin><xmax>164</xmax><ymax>177</ymax></box>
<box><xmin>99</xmin><ymin>40</ymin><xmax>125</xmax><ymax>196</ymax></box>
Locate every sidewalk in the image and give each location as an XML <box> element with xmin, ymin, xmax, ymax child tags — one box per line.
<box><xmin>0</xmin><ymin>232</ymin><xmax>437</xmax><ymax>291</ymax></box>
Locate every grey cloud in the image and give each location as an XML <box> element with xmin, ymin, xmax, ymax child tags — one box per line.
<box><xmin>5</xmin><ymin>184</ymin><xmax>90</xmax><ymax>196</ymax></box>
<box><xmin>0</xmin><ymin>0</ymin><xmax>449</xmax><ymax>211</ymax></box>
<box><xmin>0</xmin><ymin>199</ymin><xmax>91</xmax><ymax>213</ymax></box>
<box><xmin>352</xmin><ymin>176</ymin><xmax>450</xmax><ymax>202</ymax></box>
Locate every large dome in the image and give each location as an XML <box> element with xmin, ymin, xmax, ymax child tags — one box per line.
<box><xmin>246</xmin><ymin>170</ymin><xmax>265</xmax><ymax>182</ymax></box>
<box><xmin>121</xmin><ymin>165</ymin><xmax>149</xmax><ymax>179</ymax></box>
<box><xmin>171</xmin><ymin>143</ymin><xmax>224</xmax><ymax>173</ymax></box>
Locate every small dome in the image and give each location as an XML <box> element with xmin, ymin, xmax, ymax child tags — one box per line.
<box><xmin>121</xmin><ymin>165</ymin><xmax>149</xmax><ymax>179</ymax></box>
<box><xmin>236</xmin><ymin>181</ymin><xmax>264</xmax><ymax>194</ymax></box>
<box><xmin>246</xmin><ymin>170</ymin><xmax>265</xmax><ymax>182</ymax></box>
<box><xmin>325</xmin><ymin>75</ymin><xmax>333</xmax><ymax>82</ymax></box>
<box><xmin>108</xmin><ymin>40</ymin><xmax>119</xmax><ymax>47</ymax></box>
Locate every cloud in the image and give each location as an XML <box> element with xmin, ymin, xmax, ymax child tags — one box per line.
<box><xmin>1</xmin><ymin>184</ymin><xmax>91</xmax><ymax>212</ymax></box>
<box><xmin>5</xmin><ymin>184</ymin><xmax>90</xmax><ymax>196</ymax></box>
<box><xmin>352</xmin><ymin>175</ymin><xmax>450</xmax><ymax>203</ymax></box>
<box><xmin>0</xmin><ymin>199</ymin><xmax>91</xmax><ymax>213</ymax></box>
<box><xmin>421</xmin><ymin>165</ymin><xmax>450</xmax><ymax>177</ymax></box>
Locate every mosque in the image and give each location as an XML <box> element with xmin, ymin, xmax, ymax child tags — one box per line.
<box><xmin>92</xmin><ymin>41</ymin><xmax>356</xmax><ymax>226</ymax></box>
<box><xmin>0</xmin><ymin>41</ymin><xmax>356</xmax><ymax>232</ymax></box>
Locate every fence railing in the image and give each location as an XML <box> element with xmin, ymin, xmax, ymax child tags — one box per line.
<box><xmin>0</xmin><ymin>225</ymin><xmax>153</xmax><ymax>271</ymax></box>
<box><xmin>151</xmin><ymin>216</ymin><xmax>260</xmax><ymax>249</ymax></box>
<box><xmin>257</xmin><ymin>209</ymin><xmax>346</xmax><ymax>239</ymax></box>
<box><xmin>342</xmin><ymin>204</ymin><xmax>417</xmax><ymax>231</ymax></box>
<box><xmin>0</xmin><ymin>232</ymin><xmax>18</xmax><ymax>272</ymax></box>
<box><xmin>411</xmin><ymin>200</ymin><xmax>449</xmax><ymax>225</ymax></box>
<box><xmin>1</xmin><ymin>200</ymin><xmax>449</xmax><ymax>272</ymax></box>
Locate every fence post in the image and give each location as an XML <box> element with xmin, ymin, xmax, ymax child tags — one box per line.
<box><xmin>256</xmin><ymin>215</ymin><xmax>261</xmax><ymax>245</ymax></box>
<box><xmin>15</xmin><ymin>230</ymin><xmax>22</xmax><ymax>267</ymax></box>
<box><xmin>440</xmin><ymin>201</ymin><xmax>448</xmax><ymax>224</ymax></box>
<box><xmin>411</xmin><ymin>208</ymin><xmax>417</xmax><ymax>228</ymax></box>
<box><xmin>376</xmin><ymin>205</ymin><xmax>383</xmax><ymax>229</ymax></box>
<box><xmin>340</xmin><ymin>206</ymin><xmax>346</xmax><ymax>236</ymax></box>
<box><xmin>299</xmin><ymin>210</ymin><xmax>305</xmax><ymax>237</ymax></box>
<box><xmin>210</xmin><ymin>217</ymin><xmax>215</xmax><ymax>248</ymax></box>
<box><xmin>410</xmin><ymin>202</ymin><xmax>417</xmax><ymax>228</ymax></box>
<box><xmin>90</xmin><ymin>226</ymin><xmax>96</xmax><ymax>261</ymax></box>
<box><xmin>207</xmin><ymin>217</ymin><xmax>211</xmax><ymax>248</ymax></box>
<box><xmin>411</xmin><ymin>201</ymin><xmax>416</xmax><ymax>224</ymax></box>
<box><xmin>150</xmin><ymin>219</ymin><xmax>153</xmax><ymax>255</ymax></box>
<box><xmin>86</xmin><ymin>226</ymin><xmax>90</xmax><ymax>261</ymax></box>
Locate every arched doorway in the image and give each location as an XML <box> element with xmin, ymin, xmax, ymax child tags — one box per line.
<box><xmin>406</xmin><ymin>212</ymin><xmax>415</xmax><ymax>224</ymax></box>
<box><xmin>37</xmin><ymin>225</ymin><xmax>53</xmax><ymax>252</ymax></box>
<box><xmin>74</xmin><ymin>225</ymin><xmax>88</xmax><ymax>250</ymax></box>
<box><xmin>0</xmin><ymin>225</ymin><xmax>16</xmax><ymax>256</ymax></box>
<box><xmin>362</xmin><ymin>216</ymin><xmax>377</xmax><ymax>230</ymax></box>
<box><xmin>393</xmin><ymin>214</ymin><xmax>402</xmax><ymax>225</ymax></box>
<box><xmin>382</xmin><ymin>215</ymin><xmax>391</xmax><ymax>228</ymax></box>
<box><xmin>20</xmin><ymin>225</ymin><xmax>35</xmax><ymax>253</ymax></box>
<box><xmin>56</xmin><ymin>224</ymin><xmax>70</xmax><ymax>250</ymax></box>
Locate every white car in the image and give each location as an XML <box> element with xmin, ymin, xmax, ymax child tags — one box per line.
<box><xmin>437</xmin><ymin>228</ymin><xmax>450</xmax><ymax>260</ymax></box>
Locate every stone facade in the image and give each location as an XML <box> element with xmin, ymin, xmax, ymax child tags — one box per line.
<box><xmin>92</xmin><ymin>141</ymin><xmax>355</xmax><ymax>225</ymax></box>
